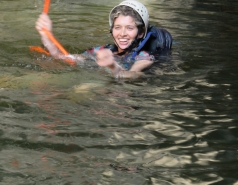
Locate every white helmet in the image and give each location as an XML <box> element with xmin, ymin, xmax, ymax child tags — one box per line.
<box><xmin>109</xmin><ymin>0</ymin><xmax>149</xmax><ymax>38</ymax></box>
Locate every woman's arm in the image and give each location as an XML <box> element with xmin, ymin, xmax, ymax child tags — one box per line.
<box><xmin>129</xmin><ymin>60</ymin><xmax>153</xmax><ymax>72</ymax></box>
<box><xmin>96</xmin><ymin>49</ymin><xmax>152</xmax><ymax>79</ymax></box>
<box><xmin>35</xmin><ymin>13</ymin><xmax>60</xmax><ymax>58</ymax></box>
<box><xmin>113</xmin><ymin>60</ymin><xmax>152</xmax><ymax>79</ymax></box>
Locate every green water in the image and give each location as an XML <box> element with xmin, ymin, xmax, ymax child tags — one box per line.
<box><xmin>0</xmin><ymin>0</ymin><xmax>238</xmax><ymax>184</ymax></box>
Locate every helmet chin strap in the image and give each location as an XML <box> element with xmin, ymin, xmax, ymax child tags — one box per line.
<box><xmin>110</xmin><ymin>28</ymin><xmax>141</xmax><ymax>56</ymax></box>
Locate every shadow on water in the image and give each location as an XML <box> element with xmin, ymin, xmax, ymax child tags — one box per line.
<box><xmin>0</xmin><ymin>0</ymin><xmax>238</xmax><ymax>184</ymax></box>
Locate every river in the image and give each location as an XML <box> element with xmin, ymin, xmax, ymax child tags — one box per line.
<box><xmin>0</xmin><ymin>0</ymin><xmax>238</xmax><ymax>184</ymax></box>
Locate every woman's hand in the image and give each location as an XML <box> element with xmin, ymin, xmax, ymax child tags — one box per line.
<box><xmin>96</xmin><ymin>49</ymin><xmax>123</xmax><ymax>75</ymax></box>
<box><xmin>96</xmin><ymin>49</ymin><xmax>114</xmax><ymax>67</ymax></box>
<box><xmin>35</xmin><ymin>13</ymin><xmax>52</xmax><ymax>37</ymax></box>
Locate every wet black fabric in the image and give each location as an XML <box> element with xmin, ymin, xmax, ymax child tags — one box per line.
<box><xmin>142</xmin><ymin>25</ymin><xmax>173</xmax><ymax>54</ymax></box>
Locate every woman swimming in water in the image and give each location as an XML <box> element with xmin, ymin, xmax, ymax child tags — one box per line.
<box><xmin>36</xmin><ymin>1</ymin><xmax>159</xmax><ymax>78</ymax></box>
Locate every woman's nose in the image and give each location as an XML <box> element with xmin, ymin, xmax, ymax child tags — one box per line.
<box><xmin>120</xmin><ymin>27</ymin><xmax>127</xmax><ymax>36</ymax></box>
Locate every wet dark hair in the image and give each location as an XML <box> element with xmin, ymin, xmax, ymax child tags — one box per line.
<box><xmin>110</xmin><ymin>5</ymin><xmax>145</xmax><ymax>36</ymax></box>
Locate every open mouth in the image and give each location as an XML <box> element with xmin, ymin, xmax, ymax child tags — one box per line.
<box><xmin>118</xmin><ymin>39</ymin><xmax>129</xmax><ymax>46</ymax></box>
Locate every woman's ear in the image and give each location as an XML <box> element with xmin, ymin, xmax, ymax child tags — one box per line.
<box><xmin>138</xmin><ymin>28</ymin><xmax>145</xmax><ymax>39</ymax></box>
<box><xmin>138</xmin><ymin>32</ymin><xmax>145</xmax><ymax>39</ymax></box>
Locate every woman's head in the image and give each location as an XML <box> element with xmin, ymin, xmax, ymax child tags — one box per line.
<box><xmin>111</xmin><ymin>13</ymin><xmax>141</xmax><ymax>53</ymax></box>
<box><xmin>110</xmin><ymin>5</ymin><xmax>145</xmax><ymax>37</ymax></box>
<box><xmin>109</xmin><ymin>0</ymin><xmax>149</xmax><ymax>53</ymax></box>
<box><xmin>109</xmin><ymin>0</ymin><xmax>149</xmax><ymax>38</ymax></box>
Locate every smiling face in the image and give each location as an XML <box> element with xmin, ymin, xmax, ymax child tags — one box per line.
<box><xmin>112</xmin><ymin>15</ymin><xmax>143</xmax><ymax>53</ymax></box>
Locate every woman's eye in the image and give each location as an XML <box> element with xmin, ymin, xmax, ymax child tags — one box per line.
<box><xmin>114</xmin><ymin>27</ymin><xmax>120</xmax><ymax>30</ymax></box>
<box><xmin>127</xmin><ymin>27</ymin><xmax>134</xmax><ymax>30</ymax></box>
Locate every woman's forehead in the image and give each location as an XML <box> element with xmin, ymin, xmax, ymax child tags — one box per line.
<box><xmin>113</xmin><ymin>15</ymin><xmax>136</xmax><ymax>25</ymax></box>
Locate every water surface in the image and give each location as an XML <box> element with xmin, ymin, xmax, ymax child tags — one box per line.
<box><xmin>0</xmin><ymin>0</ymin><xmax>238</xmax><ymax>184</ymax></box>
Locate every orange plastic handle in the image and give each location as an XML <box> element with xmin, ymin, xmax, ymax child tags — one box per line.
<box><xmin>43</xmin><ymin>0</ymin><xmax>50</xmax><ymax>14</ymax></box>
<box><xmin>29</xmin><ymin>46</ymin><xmax>50</xmax><ymax>56</ymax></box>
<box><xmin>43</xmin><ymin>28</ymin><xmax>75</xmax><ymax>65</ymax></box>
<box><xmin>43</xmin><ymin>28</ymin><xmax>69</xmax><ymax>56</ymax></box>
